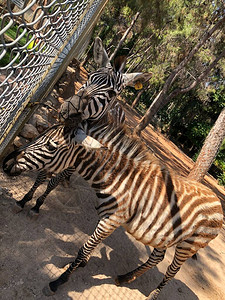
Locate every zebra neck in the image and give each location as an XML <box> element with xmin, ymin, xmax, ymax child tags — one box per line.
<box><xmin>74</xmin><ymin>145</ymin><xmax>117</xmax><ymax>185</ymax></box>
<box><xmin>85</xmin><ymin>121</ymin><xmax>153</xmax><ymax>164</ymax></box>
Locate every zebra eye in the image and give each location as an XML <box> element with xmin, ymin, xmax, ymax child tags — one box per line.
<box><xmin>46</xmin><ymin>140</ymin><xmax>58</xmax><ymax>151</ymax></box>
<box><xmin>108</xmin><ymin>90</ymin><xmax>116</xmax><ymax>98</ymax></box>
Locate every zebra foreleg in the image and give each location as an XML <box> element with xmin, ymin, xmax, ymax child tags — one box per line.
<box><xmin>43</xmin><ymin>218</ymin><xmax>117</xmax><ymax>296</ymax></box>
<box><xmin>13</xmin><ymin>170</ymin><xmax>47</xmax><ymax>213</ymax></box>
<box><xmin>29</xmin><ymin>167</ymin><xmax>75</xmax><ymax>216</ymax></box>
<box><xmin>147</xmin><ymin>246</ymin><xmax>197</xmax><ymax>300</ymax></box>
<box><xmin>115</xmin><ymin>248</ymin><xmax>166</xmax><ymax>285</ymax></box>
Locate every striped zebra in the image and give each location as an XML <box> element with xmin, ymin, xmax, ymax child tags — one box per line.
<box><xmin>3</xmin><ymin>104</ymin><xmax>125</xmax><ymax>217</ymax></box>
<box><xmin>59</xmin><ymin>37</ymin><xmax>151</xmax><ymax>126</ymax></box>
<box><xmin>3</xmin><ymin>120</ymin><xmax>223</xmax><ymax>299</ymax></box>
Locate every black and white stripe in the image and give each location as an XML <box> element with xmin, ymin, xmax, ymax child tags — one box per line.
<box><xmin>79</xmin><ymin>63</ymin><xmax>125</xmax><ymax>121</ymax></box>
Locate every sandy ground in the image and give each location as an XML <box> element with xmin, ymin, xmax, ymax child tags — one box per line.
<box><xmin>0</xmin><ymin>103</ymin><xmax>225</xmax><ymax>300</ymax></box>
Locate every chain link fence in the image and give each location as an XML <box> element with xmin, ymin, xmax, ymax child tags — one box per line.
<box><xmin>0</xmin><ymin>0</ymin><xmax>108</xmax><ymax>156</ymax></box>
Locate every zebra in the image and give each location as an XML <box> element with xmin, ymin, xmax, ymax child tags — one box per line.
<box><xmin>3</xmin><ymin>120</ymin><xmax>223</xmax><ymax>299</ymax></box>
<box><xmin>2</xmin><ymin>104</ymin><xmax>125</xmax><ymax>217</ymax></box>
<box><xmin>59</xmin><ymin>36</ymin><xmax>151</xmax><ymax>126</ymax></box>
<box><xmin>3</xmin><ymin>37</ymin><xmax>150</xmax><ymax>216</ymax></box>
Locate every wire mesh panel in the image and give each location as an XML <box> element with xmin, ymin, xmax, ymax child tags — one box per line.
<box><xmin>0</xmin><ymin>0</ymin><xmax>107</xmax><ymax>156</ymax></box>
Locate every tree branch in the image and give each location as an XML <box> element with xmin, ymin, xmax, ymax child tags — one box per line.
<box><xmin>109</xmin><ymin>12</ymin><xmax>140</xmax><ymax>62</ymax></box>
<box><xmin>134</xmin><ymin>15</ymin><xmax>225</xmax><ymax>135</ymax></box>
<box><xmin>163</xmin><ymin>48</ymin><xmax>225</xmax><ymax>106</ymax></box>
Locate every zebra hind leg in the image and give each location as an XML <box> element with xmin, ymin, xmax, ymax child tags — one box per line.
<box><xmin>13</xmin><ymin>170</ymin><xmax>47</xmax><ymax>213</ymax></box>
<box><xmin>147</xmin><ymin>245</ymin><xmax>198</xmax><ymax>300</ymax></box>
<box><xmin>115</xmin><ymin>248</ymin><xmax>166</xmax><ymax>286</ymax></box>
<box><xmin>60</xmin><ymin>173</ymin><xmax>72</xmax><ymax>188</ymax></box>
<box><xmin>29</xmin><ymin>167</ymin><xmax>75</xmax><ymax>217</ymax></box>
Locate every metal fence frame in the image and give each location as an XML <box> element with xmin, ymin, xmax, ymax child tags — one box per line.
<box><xmin>0</xmin><ymin>0</ymin><xmax>108</xmax><ymax>157</ymax></box>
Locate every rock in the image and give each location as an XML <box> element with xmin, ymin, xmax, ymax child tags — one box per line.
<box><xmin>58</xmin><ymin>87</ymin><xmax>64</xmax><ymax>95</ymax></box>
<box><xmin>29</xmin><ymin>113</ymin><xmax>49</xmax><ymax>133</ymax></box>
<box><xmin>20</xmin><ymin>123</ymin><xmax>39</xmax><ymax>139</ymax></box>
<box><xmin>46</xmin><ymin>94</ymin><xmax>61</xmax><ymax>109</ymax></box>
<box><xmin>13</xmin><ymin>136</ymin><xmax>27</xmax><ymax>148</ymax></box>
<box><xmin>58</xmin><ymin>97</ymin><xmax>65</xmax><ymax>104</ymax></box>
<box><xmin>36</xmin><ymin>106</ymin><xmax>49</xmax><ymax>121</ymax></box>
<box><xmin>51</xmin><ymin>89</ymin><xmax>58</xmax><ymax>98</ymax></box>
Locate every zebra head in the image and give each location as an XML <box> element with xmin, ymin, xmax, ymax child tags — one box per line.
<box><xmin>3</xmin><ymin>125</ymin><xmax>68</xmax><ymax>176</ymax></box>
<box><xmin>3</xmin><ymin>124</ymin><xmax>102</xmax><ymax>177</ymax></box>
<box><xmin>59</xmin><ymin>37</ymin><xmax>151</xmax><ymax>126</ymax></box>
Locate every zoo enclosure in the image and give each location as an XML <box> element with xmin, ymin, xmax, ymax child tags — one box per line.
<box><xmin>0</xmin><ymin>0</ymin><xmax>108</xmax><ymax>157</ymax></box>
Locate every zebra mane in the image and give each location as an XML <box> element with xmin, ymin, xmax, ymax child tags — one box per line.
<box><xmin>89</xmin><ymin>120</ymin><xmax>158</xmax><ymax>163</ymax></box>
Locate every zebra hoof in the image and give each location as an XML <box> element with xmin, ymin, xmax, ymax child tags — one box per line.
<box><xmin>28</xmin><ymin>209</ymin><xmax>39</xmax><ymax>219</ymax></box>
<box><xmin>12</xmin><ymin>201</ymin><xmax>23</xmax><ymax>214</ymax></box>
<box><xmin>115</xmin><ymin>273</ymin><xmax>136</xmax><ymax>286</ymax></box>
<box><xmin>42</xmin><ymin>284</ymin><xmax>55</xmax><ymax>297</ymax></box>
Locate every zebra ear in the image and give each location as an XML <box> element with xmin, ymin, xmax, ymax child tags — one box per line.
<box><xmin>122</xmin><ymin>72</ymin><xmax>152</xmax><ymax>87</ymax></box>
<box><xmin>93</xmin><ymin>37</ymin><xmax>111</xmax><ymax>68</ymax></box>
<box><xmin>74</xmin><ymin>128</ymin><xmax>104</xmax><ymax>150</ymax></box>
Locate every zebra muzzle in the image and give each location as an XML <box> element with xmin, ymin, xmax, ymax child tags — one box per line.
<box><xmin>2</xmin><ymin>150</ymin><xmax>23</xmax><ymax>176</ymax></box>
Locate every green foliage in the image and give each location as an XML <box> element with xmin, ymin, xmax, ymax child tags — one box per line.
<box><xmin>91</xmin><ymin>0</ymin><xmax>225</xmax><ymax>185</ymax></box>
<box><xmin>213</xmin><ymin>159</ymin><xmax>225</xmax><ymax>186</ymax></box>
<box><xmin>157</xmin><ymin>86</ymin><xmax>225</xmax><ymax>185</ymax></box>
<box><xmin>0</xmin><ymin>50</ymin><xmax>11</xmax><ymax>67</ymax></box>
<box><xmin>0</xmin><ymin>19</ymin><xmax>35</xmax><ymax>66</ymax></box>
<box><xmin>159</xmin><ymin>86</ymin><xmax>224</xmax><ymax>149</ymax></box>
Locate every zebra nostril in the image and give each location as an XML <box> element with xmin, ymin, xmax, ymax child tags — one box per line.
<box><xmin>3</xmin><ymin>150</ymin><xmax>20</xmax><ymax>173</ymax></box>
<box><xmin>3</xmin><ymin>160</ymin><xmax>21</xmax><ymax>176</ymax></box>
<box><xmin>63</xmin><ymin>125</ymin><xmax>74</xmax><ymax>134</ymax></box>
<box><xmin>64</xmin><ymin>113</ymin><xmax>82</xmax><ymax>127</ymax></box>
<box><xmin>2</xmin><ymin>161</ymin><xmax>10</xmax><ymax>172</ymax></box>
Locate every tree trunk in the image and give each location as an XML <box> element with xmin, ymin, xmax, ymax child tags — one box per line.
<box><xmin>188</xmin><ymin>108</ymin><xmax>225</xmax><ymax>182</ymax></box>
<box><xmin>134</xmin><ymin>91</ymin><xmax>163</xmax><ymax>135</ymax></box>
<box><xmin>109</xmin><ymin>12</ymin><xmax>140</xmax><ymax>62</ymax></box>
<box><xmin>134</xmin><ymin>15</ymin><xmax>225</xmax><ymax>136</ymax></box>
<box><xmin>132</xmin><ymin>90</ymin><xmax>143</xmax><ymax>108</ymax></box>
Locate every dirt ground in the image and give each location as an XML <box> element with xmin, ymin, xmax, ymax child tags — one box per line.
<box><xmin>0</xmin><ymin>70</ymin><xmax>225</xmax><ymax>299</ymax></box>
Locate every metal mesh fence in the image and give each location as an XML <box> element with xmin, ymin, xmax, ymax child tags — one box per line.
<box><xmin>0</xmin><ymin>0</ymin><xmax>107</xmax><ymax>156</ymax></box>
